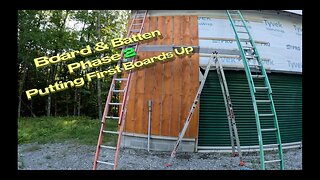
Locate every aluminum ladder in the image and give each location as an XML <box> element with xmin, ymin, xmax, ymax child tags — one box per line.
<box><xmin>93</xmin><ymin>10</ymin><xmax>148</xmax><ymax>170</ymax></box>
<box><xmin>226</xmin><ymin>10</ymin><xmax>284</xmax><ymax>170</ymax></box>
<box><xmin>215</xmin><ymin>55</ymin><xmax>244</xmax><ymax>166</ymax></box>
<box><xmin>165</xmin><ymin>52</ymin><xmax>217</xmax><ymax>167</ymax></box>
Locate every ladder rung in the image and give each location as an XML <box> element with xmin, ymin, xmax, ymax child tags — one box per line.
<box><xmin>112</xmin><ymin>89</ymin><xmax>125</xmax><ymax>93</ymax></box>
<box><xmin>106</xmin><ymin>116</ymin><xmax>119</xmax><ymax>120</ymax></box>
<box><xmin>264</xmin><ymin>159</ymin><xmax>281</xmax><ymax>164</ymax></box>
<box><xmin>263</xmin><ymin>144</ymin><xmax>279</xmax><ymax>148</ymax></box>
<box><xmin>255</xmin><ymin>87</ymin><xmax>268</xmax><ymax>90</ymax></box>
<box><xmin>245</xmin><ymin>56</ymin><xmax>257</xmax><ymax>59</ymax></box>
<box><xmin>239</xmin><ymin>38</ymin><xmax>250</xmax><ymax>42</ymax></box>
<box><xmin>245</xmin><ymin>54</ymin><xmax>258</xmax><ymax>58</ymax></box>
<box><xmin>259</xmin><ymin>113</ymin><xmax>274</xmax><ymax>117</ymax></box>
<box><xmin>133</xmin><ymin>19</ymin><xmax>143</xmax><ymax>22</ymax></box>
<box><xmin>261</xmin><ymin>128</ymin><xmax>277</xmax><ymax>132</ymax></box>
<box><xmin>97</xmin><ymin>160</ymin><xmax>114</xmax><ymax>166</ymax></box>
<box><xmin>252</xmin><ymin>75</ymin><xmax>265</xmax><ymax>78</ymax></box>
<box><xmin>234</xmin><ymin>25</ymin><xmax>246</xmax><ymax>27</ymax></box>
<box><xmin>115</xmin><ymin>78</ymin><xmax>128</xmax><ymax>81</ymax></box>
<box><xmin>243</xmin><ymin>48</ymin><xmax>253</xmax><ymax>52</ymax></box>
<box><xmin>126</xmin><ymin>42</ymin><xmax>138</xmax><ymax>46</ymax></box>
<box><xmin>132</xmin><ymin>23</ymin><xmax>142</xmax><ymax>26</ymax></box>
<box><xmin>103</xmin><ymin>130</ymin><xmax>119</xmax><ymax>135</ymax></box>
<box><xmin>135</xmin><ymin>17</ymin><xmax>145</xmax><ymax>20</ymax></box>
<box><xmin>243</xmin><ymin>46</ymin><xmax>253</xmax><ymax>49</ymax></box>
<box><xmin>130</xmin><ymin>29</ymin><xmax>140</xmax><ymax>33</ymax></box>
<box><xmin>249</xmin><ymin>64</ymin><xmax>261</xmax><ymax>68</ymax></box>
<box><xmin>237</xmin><ymin>31</ymin><xmax>248</xmax><ymax>33</ymax></box>
<box><xmin>100</xmin><ymin>145</ymin><xmax>116</xmax><ymax>150</ymax></box>
<box><xmin>109</xmin><ymin>102</ymin><xmax>122</xmax><ymax>105</ymax></box>
<box><xmin>121</xmin><ymin>59</ymin><xmax>133</xmax><ymax>63</ymax></box>
<box><xmin>256</xmin><ymin>100</ymin><xmax>271</xmax><ymax>103</ymax></box>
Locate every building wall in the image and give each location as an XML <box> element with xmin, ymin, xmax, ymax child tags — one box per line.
<box><xmin>196</xmin><ymin>10</ymin><xmax>302</xmax><ymax>149</ymax></box>
<box><xmin>123</xmin><ymin>15</ymin><xmax>200</xmax><ymax>139</ymax></box>
<box><xmin>198</xmin><ymin>71</ymin><xmax>302</xmax><ymax>148</ymax></box>
<box><xmin>121</xmin><ymin>10</ymin><xmax>302</xmax><ymax>151</ymax></box>
<box><xmin>198</xmin><ymin>10</ymin><xmax>302</xmax><ymax>73</ymax></box>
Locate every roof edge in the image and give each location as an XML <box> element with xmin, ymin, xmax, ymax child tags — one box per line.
<box><xmin>283</xmin><ymin>10</ymin><xmax>302</xmax><ymax>15</ymax></box>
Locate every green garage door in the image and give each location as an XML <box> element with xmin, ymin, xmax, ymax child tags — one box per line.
<box><xmin>198</xmin><ymin>70</ymin><xmax>302</xmax><ymax>146</ymax></box>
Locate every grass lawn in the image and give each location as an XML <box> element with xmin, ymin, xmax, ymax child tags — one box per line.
<box><xmin>18</xmin><ymin>116</ymin><xmax>118</xmax><ymax>146</ymax></box>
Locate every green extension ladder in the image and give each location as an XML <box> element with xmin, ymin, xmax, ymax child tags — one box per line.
<box><xmin>226</xmin><ymin>10</ymin><xmax>284</xmax><ymax>170</ymax></box>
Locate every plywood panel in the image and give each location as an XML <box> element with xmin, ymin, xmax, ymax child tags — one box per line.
<box><xmin>171</xmin><ymin>16</ymin><xmax>183</xmax><ymax>137</ymax></box>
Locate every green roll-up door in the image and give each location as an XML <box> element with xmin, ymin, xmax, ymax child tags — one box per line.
<box><xmin>198</xmin><ymin>70</ymin><xmax>302</xmax><ymax>146</ymax></box>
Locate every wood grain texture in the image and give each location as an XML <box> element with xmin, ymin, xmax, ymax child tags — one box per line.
<box><xmin>189</xmin><ymin>16</ymin><xmax>199</xmax><ymax>138</ymax></box>
<box><xmin>124</xmin><ymin>15</ymin><xmax>199</xmax><ymax>138</ymax></box>
<box><xmin>150</xmin><ymin>16</ymin><xmax>161</xmax><ymax>135</ymax></box>
<box><xmin>171</xmin><ymin>16</ymin><xmax>182</xmax><ymax>137</ymax></box>
<box><xmin>160</xmin><ymin>16</ymin><xmax>173</xmax><ymax>136</ymax></box>
<box><xmin>180</xmin><ymin>16</ymin><xmax>191</xmax><ymax>137</ymax></box>
<box><xmin>141</xmin><ymin>16</ymin><xmax>152</xmax><ymax>135</ymax></box>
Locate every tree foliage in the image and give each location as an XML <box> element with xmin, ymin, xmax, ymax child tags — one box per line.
<box><xmin>18</xmin><ymin>10</ymin><xmax>130</xmax><ymax>118</ymax></box>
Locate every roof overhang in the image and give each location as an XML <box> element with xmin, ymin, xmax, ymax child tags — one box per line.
<box><xmin>283</xmin><ymin>10</ymin><xmax>302</xmax><ymax>15</ymax></box>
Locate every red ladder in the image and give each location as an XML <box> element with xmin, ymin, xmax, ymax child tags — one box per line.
<box><xmin>93</xmin><ymin>10</ymin><xmax>148</xmax><ymax>170</ymax></box>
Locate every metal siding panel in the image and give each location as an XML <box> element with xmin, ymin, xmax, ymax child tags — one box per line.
<box><xmin>269</xmin><ymin>74</ymin><xmax>302</xmax><ymax>144</ymax></box>
<box><xmin>199</xmin><ymin>71</ymin><xmax>230</xmax><ymax>146</ymax></box>
<box><xmin>199</xmin><ymin>70</ymin><xmax>302</xmax><ymax>146</ymax></box>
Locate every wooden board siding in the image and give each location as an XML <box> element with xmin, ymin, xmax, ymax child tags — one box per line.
<box><xmin>162</xmin><ymin>16</ymin><xmax>174</xmax><ymax>136</ymax></box>
<box><xmin>141</xmin><ymin>16</ymin><xmax>152</xmax><ymax>135</ymax></box>
<box><xmin>181</xmin><ymin>16</ymin><xmax>192</xmax><ymax>137</ymax></box>
<box><xmin>189</xmin><ymin>16</ymin><xmax>200</xmax><ymax>139</ymax></box>
<box><xmin>124</xmin><ymin>15</ymin><xmax>199</xmax><ymax>138</ymax></box>
<box><xmin>171</xmin><ymin>16</ymin><xmax>182</xmax><ymax>137</ymax></box>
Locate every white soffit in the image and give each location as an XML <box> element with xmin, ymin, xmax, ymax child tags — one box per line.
<box><xmin>283</xmin><ymin>10</ymin><xmax>302</xmax><ymax>15</ymax></box>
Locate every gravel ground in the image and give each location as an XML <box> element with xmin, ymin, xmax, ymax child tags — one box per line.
<box><xmin>18</xmin><ymin>142</ymin><xmax>302</xmax><ymax>170</ymax></box>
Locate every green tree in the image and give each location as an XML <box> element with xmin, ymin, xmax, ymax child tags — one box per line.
<box><xmin>18</xmin><ymin>10</ymin><xmax>130</xmax><ymax>118</ymax></box>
